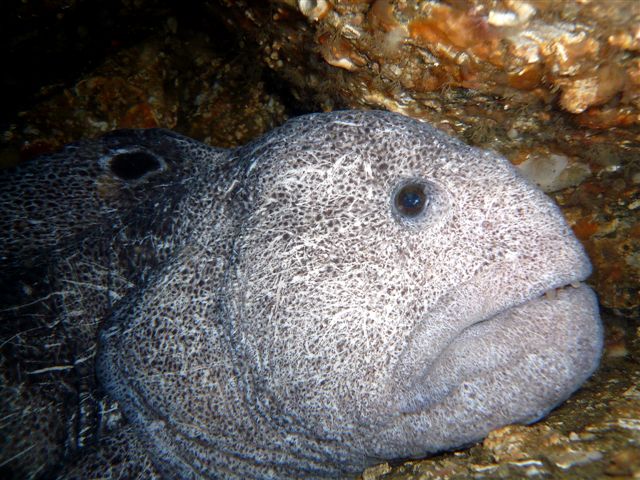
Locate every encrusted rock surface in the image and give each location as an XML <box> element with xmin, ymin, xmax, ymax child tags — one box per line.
<box><xmin>216</xmin><ymin>0</ymin><xmax>640</xmax><ymax>127</ymax></box>
<box><xmin>219</xmin><ymin>0</ymin><xmax>640</xmax><ymax>125</ymax></box>
<box><xmin>554</xmin><ymin>169</ymin><xmax>639</xmax><ymax>317</ymax></box>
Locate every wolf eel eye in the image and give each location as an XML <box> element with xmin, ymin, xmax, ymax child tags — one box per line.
<box><xmin>393</xmin><ymin>181</ymin><xmax>428</xmax><ymax>218</ymax></box>
<box><xmin>110</xmin><ymin>151</ymin><xmax>162</xmax><ymax>180</ymax></box>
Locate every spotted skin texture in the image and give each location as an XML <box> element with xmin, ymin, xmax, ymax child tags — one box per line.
<box><xmin>0</xmin><ymin>110</ymin><xmax>602</xmax><ymax>479</ymax></box>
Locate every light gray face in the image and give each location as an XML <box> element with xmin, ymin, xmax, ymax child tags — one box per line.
<box><xmin>1</xmin><ymin>110</ymin><xmax>602</xmax><ymax>479</ymax></box>
<box><xmin>96</xmin><ymin>111</ymin><xmax>602</xmax><ymax>477</ymax></box>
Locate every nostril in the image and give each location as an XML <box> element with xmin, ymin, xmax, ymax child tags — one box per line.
<box><xmin>106</xmin><ymin>149</ymin><xmax>165</xmax><ymax>180</ymax></box>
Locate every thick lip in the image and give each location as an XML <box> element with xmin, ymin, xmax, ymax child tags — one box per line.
<box><xmin>389</xmin><ymin>265</ymin><xmax>592</xmax><ymax>414</ymax></box>
<box><xmin>399</xmin><ymin>281</ymin><xmax>589</xmax><ymax>414</ymax></box>
<box><xmin>370</xmin><ymin>281</ymin><xmax>602</xmax><ymax>460</ymax></box>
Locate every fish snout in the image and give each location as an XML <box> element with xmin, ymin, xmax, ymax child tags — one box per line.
<box><xmin>379</xmin><ymin>178</ymin><xmax>603</xmax><ymax>455</ymax></box>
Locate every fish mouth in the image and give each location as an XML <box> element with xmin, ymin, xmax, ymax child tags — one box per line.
<box><xmin>374</xmin><ymin>277</ymin><xmax>602</xmax><ymax>460</ymax></box>
<box><xmin>391</xmin><ymin>270</ymin><xmax>603</xmax><ymax>417</ymax></box>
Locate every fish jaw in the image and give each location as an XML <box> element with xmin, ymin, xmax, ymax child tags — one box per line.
<box><xmin>372</xmin><ymin>283</ymin><xmax>602</xmax><ymax>460</ymax></box>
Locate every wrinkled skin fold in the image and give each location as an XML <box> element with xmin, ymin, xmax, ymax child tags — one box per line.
<box><xmin>0</xmin><ymin>110</ymin><xmax>602</xmax><ymax>479</ymax></box>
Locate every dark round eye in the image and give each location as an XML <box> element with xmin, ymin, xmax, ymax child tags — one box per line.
<box><xmin>393</xmin><ymin>181</ymin><xmax>428</xmax><ymax>218</ymax></box>
<box><xmin>110</xmin><ymin>150</ymin><xmax>162</xmax><ymax>180</ymax></box>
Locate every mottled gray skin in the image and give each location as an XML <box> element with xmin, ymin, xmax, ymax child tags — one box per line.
<box><xmin>0</xmin><ymin>110</ymin><xmax>602</xmax><ymax>479</ymax></box>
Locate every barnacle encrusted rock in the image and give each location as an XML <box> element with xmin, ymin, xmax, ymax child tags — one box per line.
<box><xmin>218</xmin><ymin>0</ymin><xmax>640</xmax><ymax>127</ymax></box>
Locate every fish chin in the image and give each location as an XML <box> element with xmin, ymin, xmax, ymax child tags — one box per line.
<box><xmin>373</xmin><ymin>283</ymin><xmax>602</xmax><ymax>460</ymax></box>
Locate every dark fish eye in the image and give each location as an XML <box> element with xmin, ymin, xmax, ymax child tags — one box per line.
<box><xmin>110</xmin><ymin>150</ymin><xmax>162</xmax><ymax>180</ymax></box>
<box><xmin>393</xmin><ymin>181</ymin><xmax>428</xmax><ymax>219</ymax></box>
